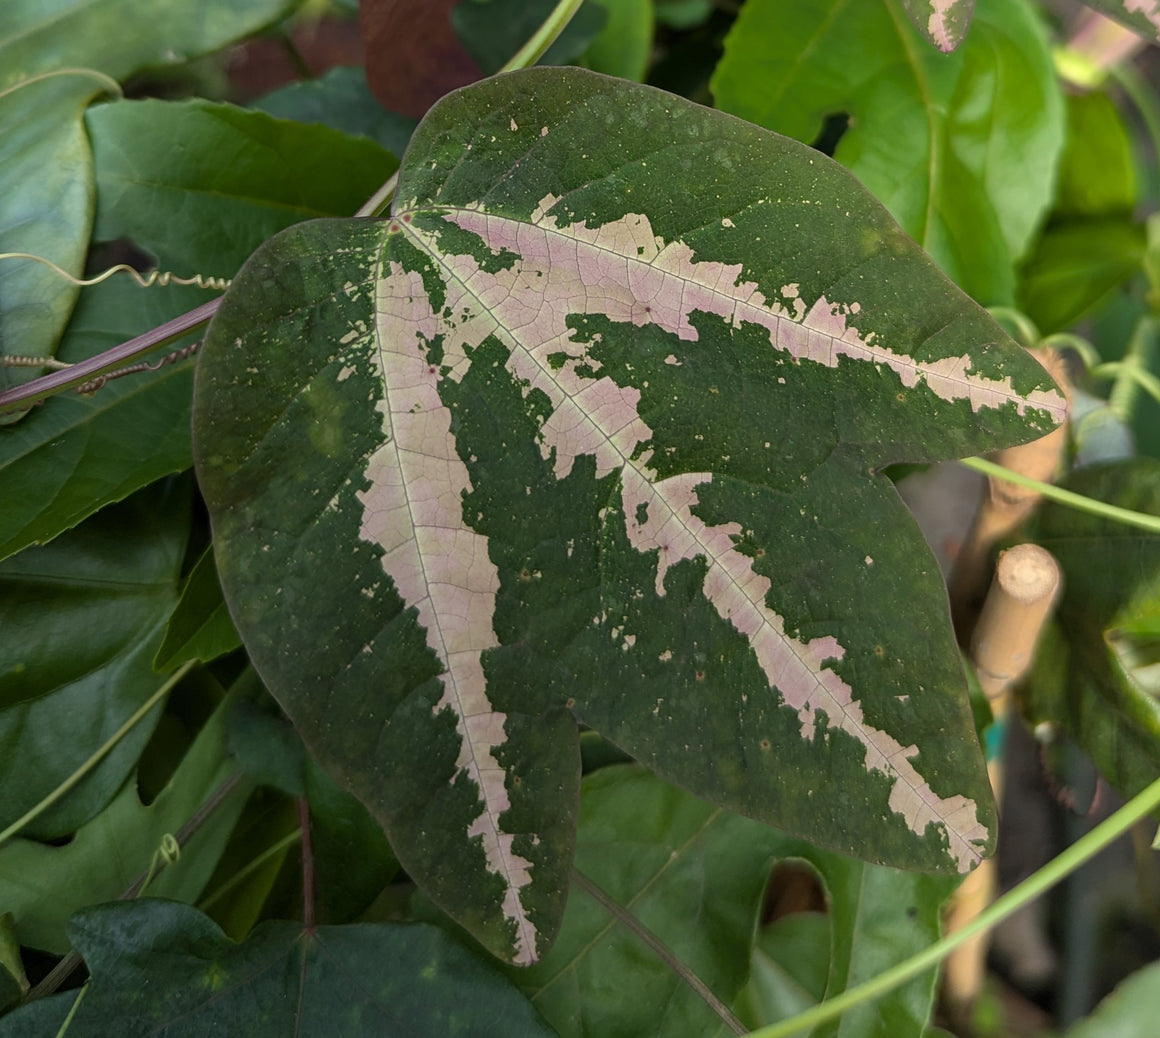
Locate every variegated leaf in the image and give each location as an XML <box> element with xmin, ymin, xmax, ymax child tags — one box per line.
<box><xmin>193</xmin><ymin>67</ymin><xmax>1066</xmax><ymax>965</ymax></box>
<box><xmin>901</xmin><ymin>0</ymin><xmax>976</xmax><ymax>51</ymax></box>
<box><xmin>1080</xmin><ymin>0</ymin><xmax>1160</xmax><ymax>42</ymax></box>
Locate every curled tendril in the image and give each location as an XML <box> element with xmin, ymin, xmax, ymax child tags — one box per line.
<box><xmin>0</xmin><ymin>251</ymin><xmax>231</xmax><ymax>291</ymax></box>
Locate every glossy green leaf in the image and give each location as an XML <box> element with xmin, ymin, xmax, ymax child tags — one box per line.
<box><xmin>0</xmin><ymin>72</ymin><xmax>107</xmax><ymax>388</ymax></box>
<box><xmin>0</xmin><ymin>277</ymin><xmax>201</xmax><ymax>563</ymax></box>
<box><xmin>1078</xmin><ymin>0</ymin><xmax>1160</xmax><ymax>43</ymax></box>
<box><xmin>900</xmin><ymin>0</ymin><xmax>976</xmax><ymax>51</ymax></box>
<box><xmin>578</xmin><ymin>0</ymin><xmax>654</xmax><ymax>81</ymax></box>
<box><xmin>194</xmin><ymin>66</ymin><xmax>1064</xmax><ymax>964</ymax></box>
<box><xmin>515</xmin><ymin>765</ymin><xmax>953</xmax><ymax>1037</ymax></box>
<box><xmin>0</xmin><ymin>902</ymin><xmax>555</xmax><ymax>1038</ymax></box>
<box><xmin>88</xmin><ymin>98</ymin><xmax>398</xmax><ymax>281</ymax></box>
<box><xmin>1065</xmin><ymin>958</ymin><xmax>1160</xmax><ymax>1038</ymax></box>
<box><xmin>711</xmin><ymin>0</ymin><xmax>1064</xmax><ymax>304</ymax></box>
<box><xmin>154</xmin><ymin>547</ymin><xmax>242</xmax><ymax>670</ymax></box>
<box><xmin>252</xmin><ymin>65</ymin><xmax>417</xmax><ymax>159</ymax></box>
<box><xmin>1024</xmin><ymin>460</ymin><xmax>1160</xmax><ymax>805</ymax></box>
<box><xmin>0</xmin><ymin>483</ymin><xmax>188</xmax><ymax>838</ymax></box>
<box><xmin>0</xmin><ymin>0</ymin><xmax>301</xmax><ymax>381</ymax></box>
<box><xmin>0</xmin><ymin>681</ymin><xmax>249</xmax><ymax>954</ymax></box>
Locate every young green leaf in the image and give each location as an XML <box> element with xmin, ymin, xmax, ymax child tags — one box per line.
<box><xmin>900</xmin><ymin>0</ymin><xmax>976</xmax><ymax>52</ymax></box>
<box><xmin>194</xmin><ymin>66</ymin><xmax>1064</xmax><ymax>965</ymax></box>
<box><xmin>712</xmin><ymin>0</ymin><xmax>1064</xmax><ymax>304</ymax></box>
<box><xmin>0</xmin><ymin>902</ymin><xmax>556</xmax><ymax>1037</ymax></box>
<box><xmin>1064</xmin><ymin>957</ymin><xmax>1160</xmax><ymax>1038</ymax></box>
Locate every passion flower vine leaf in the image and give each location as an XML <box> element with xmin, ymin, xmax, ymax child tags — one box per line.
<box><xmin>1079</xmin><ymin>0</ymin><xmax>1160</xmax><ymax>42</ymax></box>
<box><xmin>900</xmin><ymin>0</ymin><xmax>977</xmax><ymax>51</ymax></box>
<box><xmin>193</xmin><ymin>67</ymin><xmax>1065</xmax><ymax>965</ymax></box>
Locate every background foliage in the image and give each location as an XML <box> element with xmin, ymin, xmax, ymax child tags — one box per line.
<box><xmin>1</xmin><ymin>0</ymin><xmax>1159</xmax><ymax>1035</ymax></box>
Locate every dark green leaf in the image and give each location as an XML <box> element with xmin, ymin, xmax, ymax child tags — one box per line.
<box><xmin>251</xmin><ymin>65</ymin><xmax>417</xmax><ymax>158</ymax></box>
<box><xmin>515</xmin><ymin>765</ymin><xmax>953</xmax><ymax>1038</ymax></box>
<box><xmin>194</xmin><ymin>66</ymin><xmax>1063</xmax><ymax>963</ymax></box>
<box><xmin>900</xmin><ymin>0</ymin><xmax>976</xmax><ymax>51</ymax></box>
<box><xmin>1024</xmin><ymin>460</ymin><xmax>1160</xmax><ymax>805</ymax></box>
<box><xmin>452</xmin><ymin>0</ymin><xmax>607</xmax><ymax>76</ymax></box>
<box><xmin>225</xmin><ymin>686</ymin><xmax>399</xmax><ymax>922</ymax></box>
<box><xmin>0</xmin><ymin>901</ymin><xmax>556</xmax><ymax>1037</ymax></box>
<box><xmin>711</xmin><ymin>0</ymin><xmax>1064</xmax><ymax>304</ymax></box>
<box><xmin>155</xmin><ymin>546</ymin><xmax>242</xmax><ymax>670</ymax></box>
<box><xmin>0</xmin><ymin>482</ymin><xmax>189</xmax><ymax>837</ymax></box>
<box><xmin>307</xmin><ymin>760</ymin><xmax>400</xmax><ymax>923</ymax></box>
<box><xmin>0</xmin><ymin>680</ymin><xmax>248</xmax><ymax>954</ymax></box>
<box><xmin>0</xmin><ymin>276</ymin><xmax>200</xmax><ymax>562</ymax></box>
<box><xmin>88</xmin><ymin>98</ymin><xmax>398</xmax><ymax>281</ymax></box>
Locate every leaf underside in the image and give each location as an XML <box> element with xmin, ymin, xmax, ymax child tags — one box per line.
<box><xmin>194</xmin><ymin>67</ymin><xmax>1065</xmax><ymax>964</ymax></box>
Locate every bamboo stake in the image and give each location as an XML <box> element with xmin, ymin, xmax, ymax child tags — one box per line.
<box><xmin>944</xmin><ymin>544</ymin><xmax>1062</xmax><ymax>1012</ymax></box>
<box><xmin>948</xmin><ymin>348</ymin><xmax>1069</xmax><ymax>642</ymax></box>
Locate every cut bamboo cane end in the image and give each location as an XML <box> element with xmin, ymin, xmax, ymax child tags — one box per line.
<box><xmin>971</xmin><ymin>544</ymin><xmax>1062</xmax><ymax>704</ymax></box>
<box><xmin>996</xmin><ymin>543</ymin><xmax>1062</xmax><ymax>605</ymax></box>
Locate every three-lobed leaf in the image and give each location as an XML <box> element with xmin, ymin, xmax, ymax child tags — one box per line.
<box><xmin>194</xmin><ymin>66</ymin><xmax>1064</xmax><ymax>964</ymax></box>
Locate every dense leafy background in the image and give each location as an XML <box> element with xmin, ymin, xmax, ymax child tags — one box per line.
<box><xmin>0</xmin><ymin>0</ymin><xmax>1157</xmax><ymax>1035</ymax></box>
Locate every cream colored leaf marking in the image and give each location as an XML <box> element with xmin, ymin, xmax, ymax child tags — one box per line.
<box><xmin>927</xmin><ymin>0</ymin><xmax>964</xmax><ymax>52</ymax></box>
<box><xmin>384</xmin><ymin>196</ymin><xmax>1022</xmax><ymax>870</ymax></box>
<box><xmin>357</xmin><ymin>257</ymin><xmax>537</xmax><ymax>965</ymax></box>
<box><xmin>1125</xmin><ymin>0</ymin><xmax>1160</xmax><ymax>33</ymax></box>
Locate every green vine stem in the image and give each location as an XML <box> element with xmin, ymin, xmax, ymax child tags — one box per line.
<box><xmin>0</xmin><ymin>660</ymin><xmax>195</xmax><ymax>850</ymax></box>
<box><xmin>750</xmin><ymin>772</ymin><xmax>1160</xmax><ymax>1038</ymax></box>
<box><xmin>499</xmin><ymin>0</ymin><xmax>584</xmax><ymax>72</ymax></box>
<box><xmin>960</xmin><ymin>456</ymin><xmax>1160</xmax><ymax>534</ymax></box>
